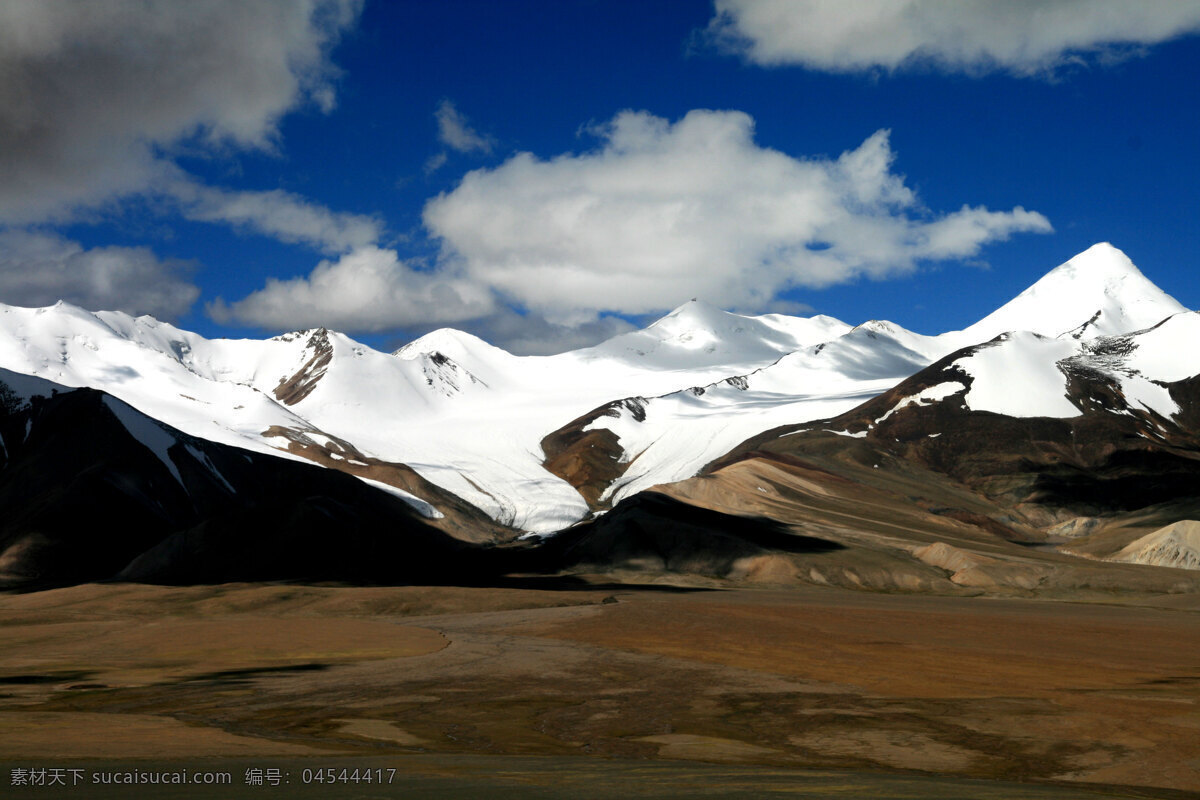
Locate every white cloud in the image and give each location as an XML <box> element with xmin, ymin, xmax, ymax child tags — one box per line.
<box><xmin>0</xmin><ymin>230</ymin><xmax>198</xmax><ymax>320</ymax></box>
<box><xmin>435</xmin><ymin>100</ymin><xmax>494</xmax><ymax>154</ymax></box>
<box><xmin>168</xmin><ymin>180</ymin><xmax>381</xmax><ymax>254</ymax></box>
<box><xmin>705</xmin><ymin>0</ymin><xmax>1200</xmax><ymax>75</ymax></box>
<box><xmin>210</xmin><ymin>243</ymin><xmax>637</xmax><ymax>354</ymax></box>
<box><xmin>0</xmin><ymin>0</ymin><xmax>361</xmax><ymax>225</ymax></box>
<box><xmin>423</xmin><ymin>109</ymin><xmax>1052</xmax><ymax>323</ymax></box>
<box><xmin>207</xmin><ymin>245</ymin><xmax>494</xmax><ymax>332</ymax></box>
<box><xmin>216</xmin><ymin>109</ymin><xmax>1050</xmax><ymax>346</ymax></box>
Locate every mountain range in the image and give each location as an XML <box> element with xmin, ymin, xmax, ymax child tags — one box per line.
<box><xmin>2</xmin><ymin>242</ymin><xmax>1199</xmax><ymax>591</ymax></box>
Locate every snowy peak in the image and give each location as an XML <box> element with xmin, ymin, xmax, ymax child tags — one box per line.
<box><xmin>591</xmin><ymin>299</ymin><xmax>850</xmax><ymax>370</ymax></box>
<box><xmin>394</xmin><ymin>327</ymin><xmax>512</xmax><ymax>362</ymax></box>
<box><xmin>960</xmin><ymin>243</ymin><xmax>1187</xmax><ymax>344</ymax></box>
<box><xmin>644</xmin><ymin>298</ymin><xmax>742</xmax><ymax>342</ymax></box>
<box><xmin>270</xmin><ymin>326</ymin><xmax>330</xmax><ymax>345</ymax></box>
<box><xmin>394</xmin><ymin>327</ymin><xmax>519</xmax><ymax>388</ymax></box>
<box><xmin>802</xmin><ymin>322</ymin><xmax>933</xmax><ymax>381</ymax></box>
<box><xmin>645</xmin><ymin>299</ymin><xmax>850</xmax><ymax>347</ymax></box>
<box><xmin>606</xmin><ymin>298</ymin><xmax>770</xmax><ymax>358</ymax></box>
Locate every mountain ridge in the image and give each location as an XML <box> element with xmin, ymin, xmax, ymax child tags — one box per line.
<box><xmin>0</xmin><ymin>242</ymin><xmax>1192</xmax><ymax>539</ymax></box>
<box><xmin>4</xmin><ymin>242</ymin><xmax>1200</xmax><ymax>590</ymax></box>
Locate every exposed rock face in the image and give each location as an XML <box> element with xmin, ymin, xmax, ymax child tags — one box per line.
<box><xmin>540</xmin><ymin>398</ymin><xmax>646</xmax><ymax>510</ymax></box>
<box><xmin>273</xmin><ymin>328</ymin><xmax>333</xmax><ymax>405</ymax></box>
<box><xmin>660</xmin><ymin>323</ymin><xmax>1200</xmax><ymax>592</ymax></box>
<box><xmin>416</xmin><ymin>351</ymin><xmax>487</xmax><ymax>396</ymax></box>
<box><xmin>1110</xmin><ymin>521</ymin><xmax>1200</xmax><ymax>570</ymax></box>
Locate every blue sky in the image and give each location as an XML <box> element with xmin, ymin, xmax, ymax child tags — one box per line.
<box><xmin>1</xmin><ymin>0</ymin><xmax>1198</xmax><ymax>353</ymax></box>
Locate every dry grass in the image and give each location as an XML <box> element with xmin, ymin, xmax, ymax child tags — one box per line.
<box><xmin>0</xmin><ymin>581</ymin><xmax>1197</xmax><ymax>795</ymax></box>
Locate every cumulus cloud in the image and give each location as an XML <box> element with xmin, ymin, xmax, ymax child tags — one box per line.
<box><xmin>210</xmin><ymin>242</ymin><xmax>636</xmax><ymax>354</ymax></box>
<box><xmin>423</xmin><ymin>109</ymin><xmax>1052</xmax><ymax>323</ymax></box>
<box><xmin>168</xmin><ymin>180</ymin><xmax>381</xmax><ymax>254</ymax></box>
<box><xmin>705</xmin><ymin>0</ymin><xmax>1200</xmax><ymax>75</ymax></box>
<box><xmin>0</xmin><ymin>230</ymin><xmax>198</xmax><ymax>319</ymax></box>
<box><xmin>0</xmin><ymin>0</ymin><xmax>361</xmax><ymax>224</ymax></box>
<box><xmin>217</xmin><ymin>109</ymin><xmax>1050</xmax><ymax>346</ymax></box>
<box><xmin>207</xmin><ymin>245</ymin><xmax>494</xmax><ymax>332</ymax></box>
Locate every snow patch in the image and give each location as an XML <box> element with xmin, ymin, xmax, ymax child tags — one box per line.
<box><xmin>103</xmin><ymin>396</ymin><xmax>184</xmax><ymax>488</ymax></box>
<box><xmin>957</xmin><ymin>333</ymin><xmax>1080</xmax><ymax>418</ymax></box>
<box><xmin>1117</xmin><ymin>375</ymin><xmax>1180</xmax><ymax>420</ymax></box>
<box><xmin>356</xmin><ymin>476</ymin><xmax>444</xmax><ymax>519</ymax></box>
<box><xmin>306</xmin><ymin>432</ymin><xmax>341</xmax><ymax>451</ymax></box>
<box><xmin>1122</xmin><ymin>311</ymin><xmax>1200</xmax><ymax>383</ymax></box>
<box><xmin>876</xmin><ymin>381</ymin><xmax>965</xmax><ymax>423</ymax></box>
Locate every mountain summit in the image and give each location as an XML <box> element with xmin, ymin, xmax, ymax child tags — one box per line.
<box><xmin>591</xmin><ymin>298</ymin><xmax>851</xmax><ymax>370</ymax></box>
<box><xmin>958</xmin><ymin>242</ymin><xmax>1187</xmax><ymax>344</ymax></box>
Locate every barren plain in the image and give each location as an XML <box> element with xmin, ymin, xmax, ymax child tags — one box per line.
<box><xmin>1</xmin><ymin>580</ymin><xmax>1197</xmax><ymax>798</ymax></box>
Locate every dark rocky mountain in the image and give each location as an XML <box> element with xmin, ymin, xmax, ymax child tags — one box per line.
<box><xmin>0</xmin><ymin>379</ymin><xmax>489</xmax><ymax>589</ymax></box>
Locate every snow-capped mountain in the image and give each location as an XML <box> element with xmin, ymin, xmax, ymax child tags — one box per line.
<box><xmin>814</xmin><ymin>308</ymin><xmax>1200</xmax><ymax>439</ymax></box>
<box><xmin>556</xmin><ymin>243</ymin><xmax>1191</xmax><ymax>508</ymax></box>
<box><xmin>0</xmin><ymin>242</ymin><xmax>1192</xmax><ymax>540</ymax></box>
<box><xmin>701</xmin><ymin>297</ymin><xmax>1200</xmax><ymax>572</ymax></box>
<box><xmin>589</xmin><ymin>299</ymin><xmax>852</xmax><ymax>369</ymax></box>
<box><xmin>0</xmin><ymin>296</ymin><xmax>856</xmax><ymax>531</ymax></box>
<box><xmin>951</xmin><ymin>242</ymin><xmax>1186</xmax><ymax>345</ymax></box>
